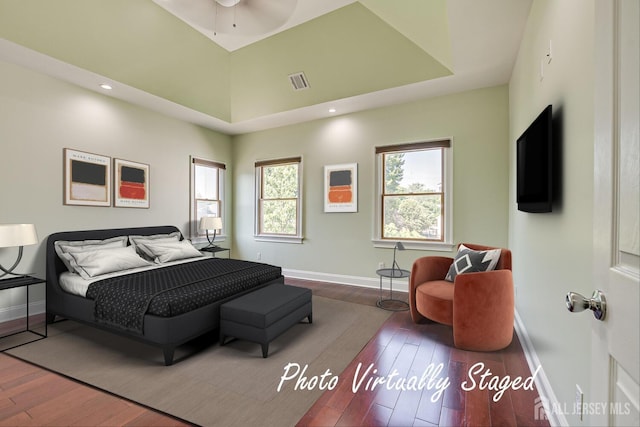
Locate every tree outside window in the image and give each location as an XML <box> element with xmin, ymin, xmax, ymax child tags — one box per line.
<box><xmin>255</xmin><ymin>157</ymin><xmax>302</xmax><ymax>239</ymax></box>
<box><xmin>378</xmin><ymin>140</ymin><xmax>451</xmax><ymax>242</ymax></box>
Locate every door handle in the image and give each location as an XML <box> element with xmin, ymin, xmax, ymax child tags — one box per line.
<box><xmin>565</xmin><ymin>290</ymin><xmax>606</xmax><ymax>321</ymax></box>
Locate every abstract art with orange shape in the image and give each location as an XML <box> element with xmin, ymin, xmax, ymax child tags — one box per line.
<box><xmin>324</xmin><ymin>163</ymin><xmax>357</xmax><ymax>212</ymax></box>
<box><xmin>328</xmin><ymin>185</ymin><xmax>352</xmax><ymax>203</ymax></box>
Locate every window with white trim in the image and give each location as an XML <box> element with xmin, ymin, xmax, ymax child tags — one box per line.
<box><xmin>255</xmin><ymin>157</ymin><xmax>303</xmax><ymax>243</ymax></box>
<box><xmin>190</xmin><ymin>157</ymin><xmax>225</xmax><ymax>240</ymax></box>
<box><xmin>375</xmin><ymin>140</ymin><xmax>453</xmax><ymax>249</ymax></box>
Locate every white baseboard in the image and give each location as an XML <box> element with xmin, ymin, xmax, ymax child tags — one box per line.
<box><xmin>282</xmin><ymin>268</ymin><xmax>409</xmax><ymax>293</ymax></box>
<box><xmin>514</xmin><ymin>310</ymin><xmax>567</xmax><ymax>427</ymax></box>
<box><xmin>0</xmin><ymin>301</ymin><xmax>46</xmax><ymax>324</ymax></box>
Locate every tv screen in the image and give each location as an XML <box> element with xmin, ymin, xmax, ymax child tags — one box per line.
<box><xmin>517</xmin><ymin>105</ymin><xmax>553</xmax><ymax>213</ymax></box>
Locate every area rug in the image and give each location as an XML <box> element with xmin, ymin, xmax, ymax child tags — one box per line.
<box><xmin>8</xmin><ymin>296</ymin><xmax>390</xmax><ymax>427</ymax></box>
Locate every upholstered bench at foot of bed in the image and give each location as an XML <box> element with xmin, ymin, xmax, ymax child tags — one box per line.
<box><xmin>219</xmin><ymin>284</ymin><xmax>312</xmax><ymax>358</ymax></box>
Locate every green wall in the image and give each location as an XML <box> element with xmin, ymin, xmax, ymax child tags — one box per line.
<box><xmin>0</xmin><ymin>4</ymin><xmax>611</xmax><ymax>419</ymax></box>
<box><xmin>508</xmin><ymin>1</ymin><xmax>595</xmax><ymax>425</ymax></box>
<box><xmin>0</xmin><ymin>55</ymin><xmax>510</xmax><ymax>333</ymax></box>
<box><xmin>231</xmin><ymin>85</ymin><xmax>510</xmax><ymax>285</ymax></box>
<box><xmin>0</xmin><ymin>60</ymin><xmax>231</xmax><ymax>311</ymax></box>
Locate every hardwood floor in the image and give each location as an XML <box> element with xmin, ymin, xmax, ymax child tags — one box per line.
<box><xmin>288</xmin><ymin>278</ymin><xmax>550</xmax><ymax>427</ymax></box>
<box><xmin>0</xmin><ymin>279</ymin><xmax>548</xmax><ymax>426</ymax></box>
<box><xmin>0</xmin><ymin>353</ymin><xmax>192</xmax><ymax>426</ymax></box>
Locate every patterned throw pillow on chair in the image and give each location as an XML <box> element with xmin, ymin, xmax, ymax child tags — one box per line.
<box><xmin>444</xmin><ymin>244</ymin><xmax>501</xmax><ymax>282</ymax></box>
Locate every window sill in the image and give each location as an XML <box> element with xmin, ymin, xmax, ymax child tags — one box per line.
<box><xmin>372</xmin><ymin>239</ymin><xmax>454</xmax><ymax>252</ymax></box>
<box><xmin>255</xmin><ymin>235</ymin><xmax>304</xmax><ymax>244</ymax></box>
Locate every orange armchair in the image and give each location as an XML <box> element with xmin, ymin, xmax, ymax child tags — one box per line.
<box><xmin>409</xmin><ymin>243</ymin><xmax>514</xmax><ymax>351</ymax></box>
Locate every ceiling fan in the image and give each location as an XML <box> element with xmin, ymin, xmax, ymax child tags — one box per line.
<box><xmin>155</xmin><ymin>0</ymin><xmax>299</xmax><ymax>38</ymax></box>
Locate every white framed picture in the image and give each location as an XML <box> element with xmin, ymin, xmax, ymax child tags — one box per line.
<box><xmin>63</xmin><ymin>148</ymin><xmax>111</xmax><ymax>207</ymax></box>
<box><xmin>324</xmin><ymin>163</ymin><xmax>358</xmax><ymax>213</ymax></box>
<box><xmin>114</xmin><ymin>158</ymin><xmax>150</xmax><ymax>208</ymax></box>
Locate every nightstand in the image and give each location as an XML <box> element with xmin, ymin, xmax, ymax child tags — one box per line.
<box><xmin>200</xmin><ymin>246</ymin><xmax>230</xmax><ymax>258</ymax></box>
<box><xmin>0</xmin><ymin>275</ymin><xmax>47</xmax><ymax>351</ymax></box>
<box><xmin>375</xmin><ymin>268</ymin><xmax>410</xmax><ymax>311</ymax></box>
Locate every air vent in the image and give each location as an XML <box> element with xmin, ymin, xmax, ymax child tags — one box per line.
<box><xmin>288</xmin><ymin>72</ymin><xmax>309</xmax><ymax>91</ymax></box>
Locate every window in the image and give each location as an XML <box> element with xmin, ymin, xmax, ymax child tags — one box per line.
<box><xmin>375</xmin><ymin>140</ymin><xmax>453</xmax><ymax>250</ymax></box>
<box><xmin>190</xmin><ymin>157</ymin><xmax>225</xmax><ymax>240</ymax></box>
<box><xmin>255</xmin><ymin>157</ymin><xmax>303</xmax><ymax>243</ymax></box>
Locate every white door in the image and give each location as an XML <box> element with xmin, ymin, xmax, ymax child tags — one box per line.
<box><xmin>591</xmin><ymin>0</ymin><xmax>640</xmax><ymax>426</ymax></box>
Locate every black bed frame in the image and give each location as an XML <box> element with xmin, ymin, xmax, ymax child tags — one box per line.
<box><xmin>46</xmin><ymin>225</ymin><xmax>283</xmax><ymax>365</ymax></box>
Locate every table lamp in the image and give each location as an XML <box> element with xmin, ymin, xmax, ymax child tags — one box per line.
<box><xmin>199</xmin><ymin>216</ymin><xmax>222</xmax><ymax>248</ymax></box>
<box><xmin>0</xmin><ymin>224</ymin><xmax>38</xmax><ymax>278</ymax></box>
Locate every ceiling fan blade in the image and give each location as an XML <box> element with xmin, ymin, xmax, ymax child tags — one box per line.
<box><xmin>225</xmin><ymin>0</ymin><xmax>299</xmax><ymax>35</ymax></box>
<box><xmin>155</xmin><ymin>0</ymin><xmax>218</xmax><ymax>33</ymax></box>
<box><xmin>155</xmin><ymin>0</ymin><xmax>298</xmax><ymax>36</ymax></box>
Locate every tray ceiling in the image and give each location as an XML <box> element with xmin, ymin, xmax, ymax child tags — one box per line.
<box><xmin>0</xmin><ymin>0</ymin><xmax>532</xmax><ymax>134</ymax></box>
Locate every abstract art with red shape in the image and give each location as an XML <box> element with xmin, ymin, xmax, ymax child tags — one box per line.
<box><xmin>119</xmin><ymin>165</ymin><xmax>146</xmax><ymax>200</ymax></box>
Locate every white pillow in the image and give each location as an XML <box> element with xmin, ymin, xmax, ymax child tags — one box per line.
<box><xmin>67</xmin><ymin>246</ymin><xmax>152</xmax><ymax>279</ymax></box>
<box><xmin>55</xmin><ymin>236</ymin><xmax>129</xmax><ymax>272</ymax></box>
<box><xmin>136</xmin><ymin>240</ymin><xmax>204</xmax><ymax>264</ymax></box>
<box><xmin>129</xmin><ymin>232</ymin><xmax>181</xmax><ymax>259</ymax></box>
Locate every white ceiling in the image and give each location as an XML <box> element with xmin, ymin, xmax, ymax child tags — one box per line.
<box><xmin>152</xmin><ymin>0</ymin><xmax>358</xmax><ymax>52</ymax></box>
<box><xmin>0</xmin><ymin>0</ymin><xmax>532</xmax><ymax>135</ymax></box>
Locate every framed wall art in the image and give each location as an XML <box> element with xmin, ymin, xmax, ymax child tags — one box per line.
<box><xmin>114</xmin><ymin>158</ymin><xmax>150</xmax><ymax>208</ymax></box>
<box><xmin>324</xmin><ymin>163</ymin><xmax>358</xmax><ymax>213</ymax></box>
<box><xmin>63</xmin><ymin>148</ymin><xmax>111</xmax><ymax>206</ymax></box>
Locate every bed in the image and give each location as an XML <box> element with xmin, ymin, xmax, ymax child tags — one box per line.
<box><xmin>46</xmin><ymin>225</ymin><xmax>284</xmax><ymax>365</ymax></box>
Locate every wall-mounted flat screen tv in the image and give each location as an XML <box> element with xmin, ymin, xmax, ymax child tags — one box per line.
<box><xmin>517</xmin><ymin>105</ymin><xmax>553</xmax><ymax>213</ymax></box>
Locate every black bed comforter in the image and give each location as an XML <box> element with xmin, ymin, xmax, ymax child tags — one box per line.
<box><xmin>85</xmin><ymin>257</ymin><xmax>282</xmax><ymax>334</ymax></box>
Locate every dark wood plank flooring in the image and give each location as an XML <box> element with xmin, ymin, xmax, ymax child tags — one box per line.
<box><xmin>0</xmin><ymin>352</ymin><xmax>192</xmax><ymax>426</ymax></box>
<box><xmin>0</xmin><ymin>278</ymin><xmax>548</xmax><ymax>426</ymax></box>
<box><xmin>287</xmin><ymin>278</ymin><xmax>550</xmax><ymax>427</ymax></box>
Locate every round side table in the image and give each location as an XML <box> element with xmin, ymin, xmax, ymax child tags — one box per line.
<box><xmin>376</xmin><ymin>268</ymin><xmax>410</xmax><ymax>311</ymax></box>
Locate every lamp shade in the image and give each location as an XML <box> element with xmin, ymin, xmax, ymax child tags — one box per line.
<box><xmin>0</xmin><ymin>224</ymin><xmax>38</xmax><ymax>248</ymax></box>
<box><xmin>199</xmin><ymin>216</ymin><xmax>222</xmax><ymax>231</ymax></box>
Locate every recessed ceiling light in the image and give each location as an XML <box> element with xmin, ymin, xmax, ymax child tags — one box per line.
<box><xmin>328</xmin><ymin>108</ymin><xmax>336</xmax><ymax>113</ymax></box>
<box><xmin>99</xmin><ymin>83</ymin><xmax>113</xmax><ymax>90</ymax></box>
